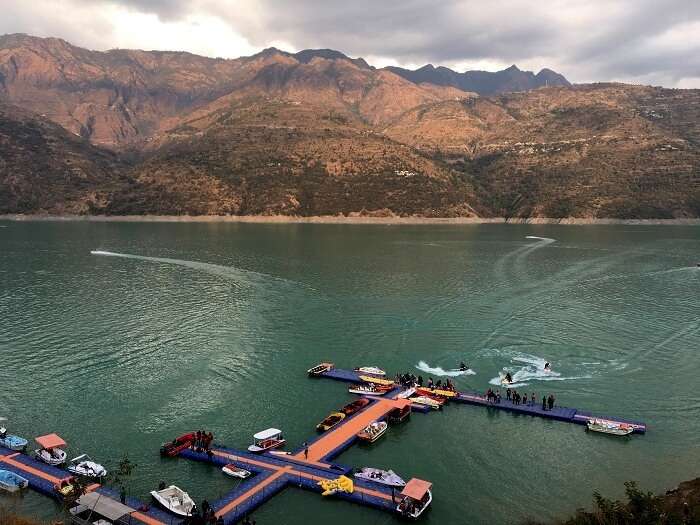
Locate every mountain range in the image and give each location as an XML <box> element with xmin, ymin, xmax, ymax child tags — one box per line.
<box><xmin>1</xmin><ymin>34</ymin><xmax>699</xmax><ymax>218</ymax></box>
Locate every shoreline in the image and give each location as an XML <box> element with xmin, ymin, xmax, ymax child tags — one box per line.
<box><xmin>1</xmin><ymin>214</ymin><xmax>700</xmax><ymax>225</ymax></box>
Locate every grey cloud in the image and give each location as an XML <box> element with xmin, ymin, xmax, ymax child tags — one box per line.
<box><xmin>2</xmin><ymin>0</ymin><xmax>700</xmax><ymax>87</ymax></box>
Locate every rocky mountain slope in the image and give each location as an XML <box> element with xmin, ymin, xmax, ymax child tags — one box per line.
<box><xmin>0</xmin><ymin>34</ymin><xmax>699</xmax><ymax>218</ymax></box>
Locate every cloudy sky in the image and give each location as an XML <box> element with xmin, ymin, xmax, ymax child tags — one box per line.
<box><xmin>2</xmin><ymin>0</ymin><xmax>699</xmax><ymax>87</ymax></box>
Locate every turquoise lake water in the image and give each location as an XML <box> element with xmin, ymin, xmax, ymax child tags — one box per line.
<box><xmin>1</xmin><ymin>221</ymin><xmax>699</xmax><ymax>524</ymax></box>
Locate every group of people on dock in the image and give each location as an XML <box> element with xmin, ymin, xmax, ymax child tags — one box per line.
<box><xmin>186</xmin><ymin>499</ymin><xmax>225</xmax><ymax>525</ymax></box>
<box><xmin>394</xmin><ymin>372</ymin><xmax>457</xmax><ymax>391</ymax></box>
<box><xmin>484</xmin><ymin>388</ymin><xmax>556</xmax><ymax>410</ymax></box>
<box><xmin>192</xmin><ymin>430</ymin><xmax>214</xmax><ymax>452</ymax></box>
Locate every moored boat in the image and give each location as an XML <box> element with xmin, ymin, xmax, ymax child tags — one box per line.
<box><xmin>396</xmin><ymin>478</ymin><xmax>432</xmax><ymax>519</ymax></box>
<box><xmin>415</xmin><ymin>387</ymin><xmax>457</xmax><ymax>398</ymax></box>
<box><xmin>160</xmin><ymin>433</ymin><xmax>194</xmax><ymax>457</ymax></box>
<box><xmin>409</xmin><ymin>396</ymin><xmax>443</xmax><ymax>410</ymax></box>
<box><xmin>248</xmin><ymin>428</ymin><xmax>285</xmax><ymax>453</ymax></box>
<box><xmin>396</xmin><ymin>387</ymin><xmax>416</xmax><ymax>399</ymax></box>
<box><xmin>316</xmin><ymin>412</ymin><xmax>346</xmax><ymax>432</ymax></box>
<box><xmin>354</xmin><ymin>467</ymin><xmax>406</xmax><ymax>487</ymax></box>
<box><xmin>357</xmin><ymin>421</ymin><xmax>388</xmax><ymax>443</ymax></box>
<box><xmin>67</xmin><ymin>454</ymin><xmax>107</xmax><ymax>478</ymax></box>
<box><xmin>0</xmin><ymin>420</ymin><xmax>28</xmax><ymax>452</ymax></box>
<box><xmin>341</xmin><ymin>398</ymin><xmax>370</xmax><ymax>416</ymax></box>
<box><xmin>348</xmin><ymin>384</ymin><xmax>391</xmax><ymax>395</ymax></box>
<box><xmin>150</xmin><ymin>485</ymin><xmax>196</xmax><ymax>517</ymax></box>
<box><xmin>0</xmin><ymin>470</ymin><xmax>29</xmax><ymax>493</ymax></box>
<box><xmin>586</xmin><ymin>419</ymin><xmax>633</xmax><ymax>436</ymax></box>
<box><xmin>34</xmin><ymin>434</ymin><xmax>67</xmax><ymax>466</ymax></box>
<box><xmin>222</xmin><ymin>464</ymin><xmax>251</xmax><ymax>479</ymax></box>
<box><xmin>308</xmin><ymin>363</ymin><xmax>334</xmax><ymax>376</ymax></box>
<box><xmin>354</xmin><ymin>366</ymin><xmax>386</xmax><ymax>376</ymax></box>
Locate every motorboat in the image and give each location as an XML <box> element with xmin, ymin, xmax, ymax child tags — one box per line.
<box><xmin>587</xmin><ymin>419</ymin><xmax>634</xmax><ymax>436</ymax></box>
<box><xmin>416</xmin><ymin>387</ymin><xmax>457</xmax><ymax>399</ymax></box>
<box><xmin>308</xmin><ymin>363</ymin><xmax>334</xmax><ymax>376</ymax></box>
<box><xmin>67</xmin><ymin>454</ymin><xmax>107</xmax><ymax>478</ymax></box>
<box><xmin>388</xmin><ymin>402</ymin><xmax>412</xmax><ymax>424</ymax></box>
<box><xmin>341</xmin><ymin>398</ymin><xmax>370</xmax><ymax>416</ymax></box>
<box><xmin>348</xmin><ymin>384</ymin><xmax>391</xmax><ymax>396</ymax></box>
<box><xmin>357</xmin><ymin>421</ymin><xmax>388</xmax><ymax>443</ymax></box>
<box><xmin>354</xmin><ymin>366</ymin><xmax>386</xmax><ymax>377</ymax></box>
<box><xmin>316</xmin><ymin>412</ymin><xmax>346</xmax><ymax>432</ymax></box>
<box><xmin>34</xmin><ymin>434</ymin><xmax>67</xmax><ymax>466</ymax></box>
<box><xmin>0</xmin><ymin>470</ymin><xmax>29</xmax><ymax>493</ymax></box>
<box><xmin>396</xmin><ymin>478</ymin><xmax>432</xmax><ymax>519</ymax></box>
<box><xmin>354</xmin><ymin>467</ymin><xmax>406</xmax><ymax>487</ymax></box>
<box><xmin>396</xmin><ymin>387</ymin><xmax>416</xmax><ymax>399</ymax></box>
<box><xmin>150</xmin><ymin>485</ymin><xmax>196</xmax><ymax>517</ymax></box>
<box><xmin>358</xmin><ymin>375</ymin><xmax>394</xmax><ymax>386</ymax></box>
<box><xmin>222</xmin><ymin>464</ymin><xmax>251</xmax><ymax>479</ymax></box>
<box><xmin>160</xmin><ymin>433</ymin><xmax>195</xmax><ymax>457</ymax></box>
<box><xmin>0</xmin><ymin>420</ymin><xmax>28</xmax><ymax>452</ymax></box>
<box><xmin>247</xmin><ymin>428</ymin><xmax>285</xmax><ymax>453</ymax></box>
<box><xmin>409</xmin><ymin>396</ymin><xmax>443</xmax><ymax>410</ymax></box>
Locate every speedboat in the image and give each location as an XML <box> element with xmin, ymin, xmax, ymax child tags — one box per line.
<box><xmin>308</xmin><ymin>363</ymin><xmax>333</xmax><ymax>376</ymax></box>
<box><xmin>160</xmin><ymin>433</ymin><xmax>195</xmax><ymax>457</ymax></box>
<box><xmin>150</xmin><ymin>485</ymin><xmax>196</xmax><ymax>517</ymax></box>
<box><xmin>357</xmin><ymin>421</ymin><xmax>388</xmax><ymax>443</ymax></box>
<box><xmin>409</xmin><ymin>396</ymin><xmax>442</xmax><ymax>410</ymax></box>
<box><xmin>587</xmin><ymin>419</ymin><xmax>634</xmax><ymax>436</ymax></box>
<box><xmin>396</xmin><ymin>478</ymin><xmax>432</xmax><ymax>519</ymax></box>
<box><xmin>0</xmin><ymin>432</ymin><xmax>28</xmax><ymax>452</ymax></box>
<box><xmin>316</xmin><ymin>412</ymin><xmax>346</xmax><ymax>432</ymax></box>
<box><xmin>222</xmin><ymin>464</ymin><xmax>251</xmax><ymax>479</ymax></box>
<box><xmin>34</xmin><ymin>434</ymin><xmax>67</xmax><ymax>466</ymax></box>
<box><xmin>67</xmin><ymin>454</ymin><xmax>107</xmax><ymax>478</ymax></box>
<box><xmin>396</xmin><ymin>387</ymin><xmax>416</xmax><ymax>399</ymax></box>
<box><xmin>348</xmin><ymin>384</ymin><xmax>391</xmax><ymax>396</ymax></box>
<box><xmin>341</xmin><ymin>398</ymin><xmax>370</xmax><ymax>416</ymax></box>
<box><xmin>354</xmin><ymin>366</ymin><xmax>386</xmax><ymax>377</ymax></box>
<box><xmin>0</xmin><ymin>470</ymin><xmax>29</xmax><ymax>493</ymax></box>
<box><xmin>248</xmin><ymin>428</ymin><xmax>285</xmax><ymax>453</ymax></box>
<box><xmin>354</xmin><ymin>467</ymin><xmax>406</xmax><ymax>487</ymax></box>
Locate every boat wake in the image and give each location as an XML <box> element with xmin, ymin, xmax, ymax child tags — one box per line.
<box><xmin>524</xmin><ymin>236</ymin><xmax>556</xmax><ymax>244</ymax></box>
<box><xmin>415</xmin><ymin>360</ymin><xmax>476</xmax><ymax>377</ymax></box>
<box><xmin>90</xmin><ymin>250</ymin><xmax>290</xmax><ymax>286</ymax></box>
<box><xmin>483</xmin><ymin>349</ymin><xmax>592</xmax><ymax>387</ymax></box>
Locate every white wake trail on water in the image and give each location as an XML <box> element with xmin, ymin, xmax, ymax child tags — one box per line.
<box><xmin>482</xmin><ymin>348</ymin><xmax>594</xmax><ymax>387</ymax></box>
<box><xmin>415</xmin><ymin>360</ymin><xmax>476</xmax><ymax>377</ymax></box>
<box><xmin>90</xmin><ymin>250</ymin><xmax>290</xmax><ymax>285</ymax></box>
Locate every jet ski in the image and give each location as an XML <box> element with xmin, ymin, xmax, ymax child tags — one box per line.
<box><xmin>500</xmin><ymin>372</ymin><xmax>514</xmax><ymax>385</ymax></box>
<box><xmin>459</xmin><ymin>362</ymin><xmax>469</xmax><ymax>371</ymax></box>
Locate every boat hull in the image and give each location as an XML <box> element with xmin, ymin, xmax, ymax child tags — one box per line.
<box><xmin>0</xmin><ymin>470</ymin><xmax>29</xmax><ymax>493</ymax></box>
<box><xmin>0</xmin><ymin>435</ymin><xmax>28</xmax><ymax>451</ymax></box>
<box><xmin>150</xmin><ymin>487</ymin><xmax>196</xmax><ymax>517</ymax></box>
<box><xmin>222</xmin><ymin>465</ymin><xmax>251</xmax><ymax>479</ymax></box>
<box><xmin>35</xmin><ymin>448</ymin><xmax>67</xmax><ymax>466</ymax></box>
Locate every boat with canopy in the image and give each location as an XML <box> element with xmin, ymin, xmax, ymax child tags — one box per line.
<box><xmin>34</xmin><ymin>433</ymin><xmax>67</xmax><ymax>466</ymax></box>
<box><xmin>396</xmin><ymin>478</ymin><xmax>432</xmax><ymax>519</ymax></box>
<box><xmin>247</xmin><ymin>428</ymin><xmax>285</xmax><ymax>453</ymax></box>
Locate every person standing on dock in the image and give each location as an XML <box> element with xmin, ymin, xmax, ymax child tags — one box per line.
<box><xmin>542</xmin><ymin>396</ymin><xmax>547</xmax><ymax>411</ymax></box>
<box><xmin>531</xmin><ymin>392</ymin><xmax>536</xmax><ymax>406</ymax></box>
<box><xmin>548</xmin><ymin>394</ymin><xmax>555</xmax><ymax>410</ymax></box>
<box><xmin>496</xmin><ymin>390</ymin><xmax>501</xmax><ymax>404</ymax></box>
<box><xmin>303</xmin><ymin>442</ymin><xmax>309</xmax><ymax>459</ymax></box>
<box><xmin>506</xmin><ymin>388</ymin><xmax>511</xmax><ymax>401</ymax></box>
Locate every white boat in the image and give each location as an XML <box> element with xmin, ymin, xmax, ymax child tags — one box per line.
<box><xmin>150</xmin><ymin>485</ymin><xmax>196</xmax><ymax>517</ymax></box>
<box><xmin>587</xmin><ymin>419</ymin><xmax>634</xmax><ymax>436</ymax></box>
<box><xmin>34</xmin><ymin>434</ymin><xmax>67</xmax><ymax>466</ymax></box>
<box><xmin>396</xmin><ymin>387</ymin><xmax>416</xmax><ymax>399</ymax></box>
<box><xmin>354</xmin><ymin>467</ymin><xmax>405</xmax><ymax>487</ymax></box>
<box><xmin>348</xmin><ymin>384</ymin><xmax>387</xmax><ymax>396</ymax></box>
<box><xmin>409</xmin><ymin>396</ymin><xmax>442</xmax><ymax>410</ymax></box>
<box><xmin>67</xmin><ymin>454</ymin><xmax>107</xmax><ymax>478</ymax></box>
<box><xmin>355</xmin><ymin>366</ymin><xmax>386</xmax><ymax>376</ymax></box>
<box><xmin>247</xmin><ymin>428</ymin><xmax>285</xmax><ymax>453</ymax></box>
<box><xmin>357</xmin><ymin>421</ymin><xmax>388</xmax><ymax>443</ymax></box>
<box><xmin>0</xmin><ymin>470</ymin><xmax>29</xmax><ymax>493</ymax></box>
<box><xmin>396</xmin><ymin>478</ymin><xmax>432</xmax><ymax>519</ymax></box>
<box><xmin>222</xmin><ymin>464</ymin><xmax>251</xmax><ymax>479</ymax></box>
<box><xmin>307</xmin><ymin>363</ymin><xmax>333</xmax><ymax>376</ymax></box>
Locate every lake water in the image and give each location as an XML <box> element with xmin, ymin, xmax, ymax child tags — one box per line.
<box><xmin>1</xmin><ymin>221</ymin><xmax>699</xmax><ymax>524</ymax></box>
